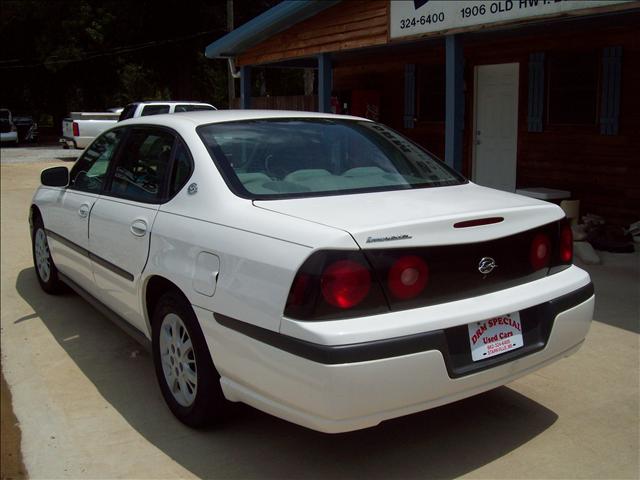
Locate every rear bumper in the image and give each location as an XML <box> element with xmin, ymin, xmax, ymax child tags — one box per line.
<box><xmin>59</xmin><ymin>137</ymin><xmax>77</xmax><ymax>149</ymax></box>
<box><xmin>197</xmin><ymin>279</ymin><xmax>593</xmax><ymax>433</ymax></box>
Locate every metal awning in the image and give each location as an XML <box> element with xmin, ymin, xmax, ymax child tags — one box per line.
<box><xmin>205</xmin><ymin>0</ymin><xmax>340</xmax><ymax>59</ymax></box>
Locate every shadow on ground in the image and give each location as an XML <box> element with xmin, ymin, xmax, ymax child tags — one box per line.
<box><xmin>16</xmin><ymin>267</ymin><xmax>558</xmax><ymax>479</ymax></box>
<box><xmin>576</xmin><ymin>253</ymin><xmax>640</xmax><ymax>334</ymax></box>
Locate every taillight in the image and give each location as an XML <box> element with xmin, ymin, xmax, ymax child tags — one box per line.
<box><xmin>284</xmin><ymin>251</ymin><xmax>388</xmax><ymax>321</ymax></box>
<box><xmin>559</xmin><ymin>223</ymin><xmax>573</xmax><ymax>263</ymax></box>
<box><xmin>287</xmin><ymin>273</ymin><xmax>310</xmax><ymax>307</ymax></box>
<box><xmin>387</xmin><ymin>255</ymin><xmax>429</xmax><ymax>300</ymax></box>
<box><xmin>321</xmin><ymin>260</ymin><xmax>371</xmax><ymax>309</ymax></box>
<box><xmin>72</xmin><ymin>121</ymin><xmax>79</xmax><ymax>137</ymax></box>
<box><xmin>530</xmin><ymin>233</ymin><xmax>551</xmax><ymax>271</ymax></box>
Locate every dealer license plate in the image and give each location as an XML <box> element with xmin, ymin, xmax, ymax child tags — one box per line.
<box><xmin>467</xmin><ymin>312</ymin><xmax>524</xmax><ymax>362</ymax></box>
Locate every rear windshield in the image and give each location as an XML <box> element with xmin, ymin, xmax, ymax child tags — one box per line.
<box><xmin>198</xmin><ymin>119</ymin><xmax>465</xmax><ymax>199</ymax></box>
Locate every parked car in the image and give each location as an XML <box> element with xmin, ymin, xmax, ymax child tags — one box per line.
<box><xmin>0</xmin><ymin>108</ymin><xmax>19</xmax><ymax>145</ymax></box>
<box><xmin>30</xmin><ymin>110</ymin><xmax>594</xmax><ymax>433</ymax></box>
<box><xmin>12</xmin><ymin>114</ymin><xmax>38</xmax><ymax>143</ymax></box>
<box><xmin>118</xmin><ymin>101</ymin><xmax>216</xmax><ymax>121</ymax></box>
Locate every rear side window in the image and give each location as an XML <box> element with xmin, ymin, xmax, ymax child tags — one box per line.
<box><xmin>69</xmin><ymin>129</ymin><xmax>124</xmax><ymax>193</ymax></box>
<box><xmin>107</xmin><ymin>128</ymin><xmax>175</xmax><ymax>203</ymax></box>
<box><xmin>175</xmin><ymin>104</ymin><xmax>215</xmax><ymax>112</ymax></box>
<box><xmin>141</xmin><ymin>105</ymin><xmax>170</xmax><ymax>117</ymax></box>
<box><xmin>170</xmin><ymin>141</ymin><xmax>193</xmax><ymax>196</ymax></box>
<box><xmin>118</xmin><ymin>104</ymin><xmax>138</xmax><ymax>122</ymax></box>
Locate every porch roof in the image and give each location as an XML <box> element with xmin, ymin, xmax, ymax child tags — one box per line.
<box><xmin>204</xmin><ymin>0</ymin><xmax>340</xmax><ymax>59</ymax></box>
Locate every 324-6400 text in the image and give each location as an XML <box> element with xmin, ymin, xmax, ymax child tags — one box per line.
<box><xmin>399</xmin><ymin>12</ymin><xmax>445</xmax><ymax>29</ymax></box>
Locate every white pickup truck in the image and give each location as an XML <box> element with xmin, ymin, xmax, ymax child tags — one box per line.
<box><xmin>60</xmin><ymin>101</ymin><xmax>216</xmax><ymax>149</ymax></box>
<box><xmin>60</xmin><ymin>111</ymin><xmax>121</xmax><ymax>149</ymax></box>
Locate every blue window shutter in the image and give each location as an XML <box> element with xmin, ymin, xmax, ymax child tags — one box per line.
<box><xmin>600</xmin><ymin>46</ymin><xmax>622</xmax><ymax>135</ymax></box>
<box><xmin>404</xmin><ymin>64</ymin><xmax>416</xmax><ymax>129</ymax></box>
<box><xmin>527</xmin><ymin>52</ymin><xmax>545</xmax><ymax>133</ymax></box>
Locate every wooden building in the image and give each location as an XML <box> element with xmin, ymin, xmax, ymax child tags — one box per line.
<box><xmin>206</xmin><ymin>0</ymin><xmax>640</xmax><ymax>225</ymax></box>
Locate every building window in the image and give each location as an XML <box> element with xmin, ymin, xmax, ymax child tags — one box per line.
<box><xmin>417</xmin><ymin>64</ymin><xmax>445</xmax><ymax>122</ymax></box>
<box><xmin>547</xmin><ymin>51</ymin><xmax>598</xmax><ymax>126</ymax></box>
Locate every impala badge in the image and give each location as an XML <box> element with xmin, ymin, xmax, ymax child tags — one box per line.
<box><xmin>478</xmin><ymin>257</ymin><xmax>497</xmax><ymax>275</ymax></box>
<box><xmin>366</xmin><ymin>234</ymin><xmax>412</xmax><ymax>244</ymax></box>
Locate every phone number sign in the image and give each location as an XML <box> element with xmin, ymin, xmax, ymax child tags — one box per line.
<box><xmin>390</xmin><ymin>0</ymin><xmax>631</xmax><ymax>39</ymax></box>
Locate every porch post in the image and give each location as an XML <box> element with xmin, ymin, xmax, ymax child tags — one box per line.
<box><xmin>318</xmin><ymin>53</ymin><xmax>332</xmax><ymax>113</ymax></box>
<box><xmin>240</xmin><ymin>65</ymin><xmax>251</xmax><ymax>109</ymax></box>
<box><xmin>445</xmin><ymin>35</ymin><xmax>464</xmax><ymax>172</ymax></box>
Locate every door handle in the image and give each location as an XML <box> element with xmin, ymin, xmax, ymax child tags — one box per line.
<box><xmin>130</xmin><ymin>219</ymin><xmax>148</xmax><ymax>237</ymax></box>
<box><xmin>78</xmin><ymin>204</ymin><xmax>90</xmax><ymax>218</ymax></box>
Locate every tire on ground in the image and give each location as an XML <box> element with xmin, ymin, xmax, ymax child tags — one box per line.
<box><xmin>31</xmin><ymin>214</ymin><xmax>65</xmax><ymax>294</ymax></box>
<box><xmin>151</xmin><ymin>291</ymin><xmax>227</xmax><ymax>428</ymax></box>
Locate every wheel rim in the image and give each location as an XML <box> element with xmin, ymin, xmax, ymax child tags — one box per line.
<box><xmin>159</xmin><ymin>313</ymin><xmax>197</xmax><ymax>407</ymax></box>
<box><xmin>34</xmin><ymin>228</ymin><xmax>51</xmax><ymax>282</ymax></box>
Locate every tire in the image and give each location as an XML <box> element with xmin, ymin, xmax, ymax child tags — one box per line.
<box><xmin>31</xmin><ymin>215</ymin><xmax>65</xmax><ymax>294</ymax></box>
<box><xmin>152</xmin><ymin>291</ymin><xmax>226</xmax><ymax>428</ymax></box>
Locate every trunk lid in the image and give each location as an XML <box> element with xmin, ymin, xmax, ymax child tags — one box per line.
<box><xmin>253</xmin><ymin>182</ymin><xmax>564</xmax><ymax>248</ymax></box>
<box><xmin>62</xmin><ymin>119</ymin><xmax>75</xmax><ymax>138</ymax></box>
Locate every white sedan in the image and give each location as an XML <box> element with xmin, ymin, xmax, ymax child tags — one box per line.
<box><xmin>30</xmin><ymin>110</ymin><xmax>594</xmax><ymax>433</ymax></box>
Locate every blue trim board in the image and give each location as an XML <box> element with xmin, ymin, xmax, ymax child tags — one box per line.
<box><xmin>445</xmin><ymin>35</ymin><xmax>464</xmax><ymax>172</ymax></box>
<box><xmin>240</xmin><ymin>66</ymin><xmax>251</xmax><ymax>109</ymax></box>
<box><xmin>404</xmin><ymin>64</ymin><xmax>416</xmax><ymax>129</ymax></box>
<box><xmin>318</xmin><ymin>53</ymin><xmax>332</xmax><ymax>113</ymax></box>
<box><xmin>205</xmin><ymin>1</ymin><xmax>340</xmax><ymax>60</ymax></box>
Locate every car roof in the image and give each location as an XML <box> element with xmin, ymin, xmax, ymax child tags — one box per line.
<box><xmin>129</xmin><ymin>101</ymin><xmax>214</xmax><ymax>106</ymax></box>
<box><xmin>118</xmin><ymin>109</ymin><xmax>370</xmax><ymax>128</ymax></box>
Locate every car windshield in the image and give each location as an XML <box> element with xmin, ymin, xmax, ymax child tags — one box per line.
<box><xmin>198</xmin><ymin>119</ymin><xmax>465</xmax><ymax>199</ymax></box>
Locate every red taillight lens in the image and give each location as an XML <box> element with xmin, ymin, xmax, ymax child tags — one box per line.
<box><xmin>560</xmin><ymin>223</ymin><xmax>573</xmax><ymax>263</ymax></box>
<box><xmin>320</xmin><ymin>260</ymin><xmax>371</xmax><ymax>309</ymax></box>
<box><xmin>286</xmin><ymin>273</ymin><xmax>310</xmax><ymax>307</ymax></box>
<box><xmin>530</xmin><ymin>233</ymin><xmax>551</xmax><ymax>271</ymax></box>
<box><xmin>72</xmin><ymin>121</ymin><xmax>79</xmax><ymax>137</ymax></box>
<box><xmin>387</xmin><ymin>255</ymin><xmax>429</xmax><ymax>300</ymax></box>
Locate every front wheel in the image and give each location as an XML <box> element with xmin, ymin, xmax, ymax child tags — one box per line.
<box><xmin>32</xmin><ymin>216</ymin><xmax>65</xmax><ymax>294</ymax></box>
<box><xmin>152</xmin><ymin>292</ymin><xmax>226</xmax><ymax>428</ymax></box>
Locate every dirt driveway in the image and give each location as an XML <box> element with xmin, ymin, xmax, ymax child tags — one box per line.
<box><xmin>1</xmin><ymin>148</ymin><xmax>638</xmax><ymax>479</ymax></box>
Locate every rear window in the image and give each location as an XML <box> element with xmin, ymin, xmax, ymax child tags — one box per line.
<box><xmin>197</xmin><ymin>118</ymin><xmax>465</xmax><ymax>199</ymax></box>
<box><xmin>141</xmin><ymin>104</ymin><xmax>170</xmax><ymax>117</ymax></box>
<box><xmin>175</xmin><ymin>104</ymin><xmax>215</xmax><ymax>112</ymax></box>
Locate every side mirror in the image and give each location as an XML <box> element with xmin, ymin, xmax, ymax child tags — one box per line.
<box><xmin>41</xmin><ymin>166</ymin><xmax>69</xmax><ymax>187</ymax></box>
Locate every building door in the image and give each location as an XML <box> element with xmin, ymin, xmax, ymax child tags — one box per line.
<box><xmin>473</xmin><ymin>63</ymin><xmax>519</xmax><ymax>192</ymax></box>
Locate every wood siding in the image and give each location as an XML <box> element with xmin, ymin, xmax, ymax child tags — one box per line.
<box><xmin>332</xmin><ymin>19</ymin><xmax>639</xmax><ymax>225</ymax></box>
<box><xmin>237</xmin><ymin>1</ymin><xmax>388</xmax><ymax>66</ymax></box>
<box><xmin>230</xmin><ymin>95</ymin><xmax>318</xmax><ymax>111</ymax></box>
<box><xmin>464</xmin><ymin>23</ymin><xmax>640</xmax><ymax>227</ymax></box>
<box><xmin>234</xmin><ymin>2</ymin><xmax>638</xmax><ymax>225</ymax></box>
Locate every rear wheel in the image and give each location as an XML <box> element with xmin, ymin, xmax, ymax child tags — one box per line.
<box><xmin>31</xmin><ymin>216</ymin><xmax>65</xmax><ymax>294</ymax></box>
<box><xmin>152</xmin><ymin>291</ymin><xmax>226</xmax><ymax>428</ymax></box>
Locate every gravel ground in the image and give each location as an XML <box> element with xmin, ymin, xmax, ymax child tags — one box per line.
<box><xmin>0</xmin><ymin>145</ymin><xmax>79</xmax><ymax>164</ymax></box>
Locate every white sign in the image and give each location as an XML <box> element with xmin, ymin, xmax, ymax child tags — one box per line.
<box><xmin>467</xmin><ymin>312</ymin><xmax>524</xmax><ymax>361</ymax></box>
<box><xmin>390</xmin><ymin>0</ymin><xmax>632</xmax><ymax>39</ymax></box>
